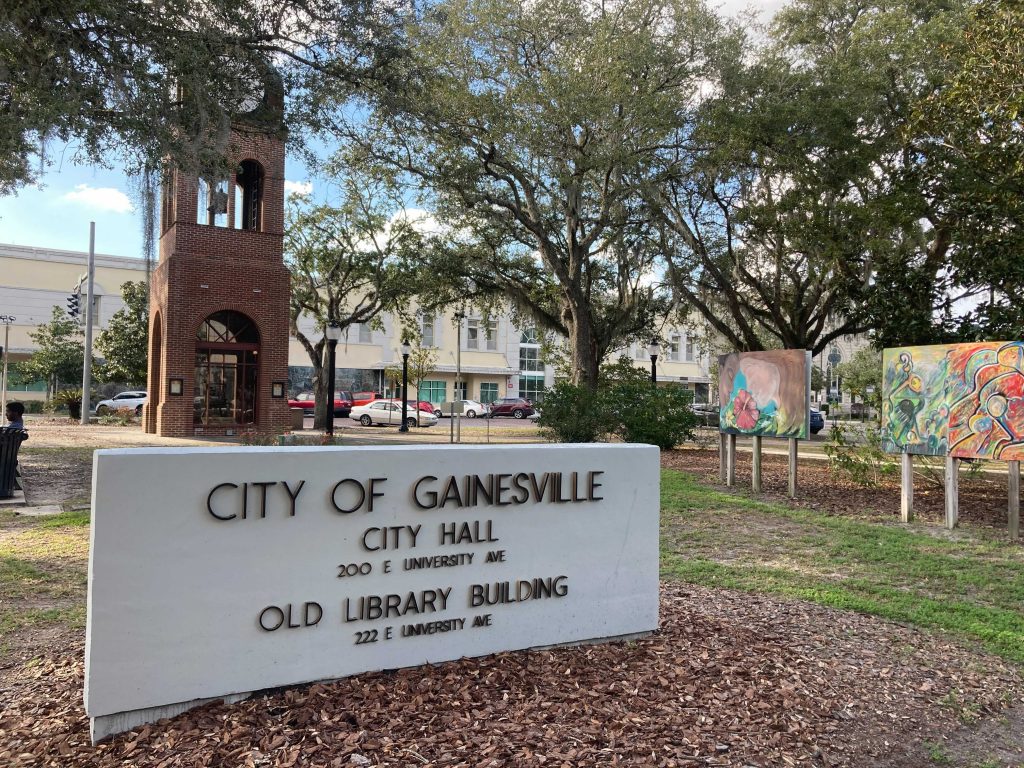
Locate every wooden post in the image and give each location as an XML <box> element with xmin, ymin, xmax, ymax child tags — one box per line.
<box><xmin>900</xmin><ymin>452</ymin><xmax>914</xmax><ymax>523</ymax></box>
<box><xmin>944</xmin><ymin>456</ymin><xmax>959</xmax><ymax>529</ymax></box>
<box><xmin>1009</xmin><ymin>460</ymin><xmax>1020</xmax><ymax>541</ymax></box>
<box><xmin>719</xmin><ymin>432</ymin><xmax>728</xmax><ymax>483</ymax></box>
<box><xmin>726</xmin><ymin>433</ymin><xmax>736</xmax><ymax>487</ymax></box>
<box><xmin>787</xmin><ymin>438</ymin><xmax>798</xmax><ymax>498</ymax></box>
<box><xmin>752</xmin><ymin>435</ymin><xmax>762</xmax><ymax>493</ymax></box>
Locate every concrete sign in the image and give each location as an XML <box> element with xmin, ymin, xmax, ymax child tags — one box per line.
<box><xmin>86</xmin><ymin>444</ymin><xmax>660</xmax><ymax>741</ymax></box>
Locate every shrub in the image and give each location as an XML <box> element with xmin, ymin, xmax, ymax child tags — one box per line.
<box><xmin>612</xmin><ymin>381</ymin><xmax>697</xmax><ymax>450</ymax></box>
<box><xmin>99</xmin><ymin>407</ymin><xmax>137</xmax><ymax>426</ymax></box>
<box><xmin>824</xmin><ymin>423</ymin><xmax>897</xmax><ymax>487</ymax></box>
<box><xmin>239</xmin><ymin>428</ymin><xmax>288</xmax><ymax>446</ymax></box>
<box><xmin>536</xmin><ymin>381</ymin><xmax>617</xmax><ymax>443</ymax></box>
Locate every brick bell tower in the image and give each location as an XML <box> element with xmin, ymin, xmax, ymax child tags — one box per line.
<box><xmin>145</xmin><ymin>71</ymin><xmax>291</xmax><ymax>438</ymax></box>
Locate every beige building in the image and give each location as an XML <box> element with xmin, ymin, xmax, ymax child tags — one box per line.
<box><xmin>0</xmin><ymin>242</ymin><xmax>711</xmax><ymax>405</ymax></box>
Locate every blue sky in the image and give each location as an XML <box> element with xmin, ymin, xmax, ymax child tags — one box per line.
<box><xmin>0</xmin><ymin>152</ymin><xmax>318</xmax><ymax>258</ymax></box>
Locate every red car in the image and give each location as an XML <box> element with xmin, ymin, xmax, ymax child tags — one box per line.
<box><xmin>486</xmin><ymin>397</ymin><xmax>535</xmax><ymax>419</ymax></box>
<box><xmin>353</xmin><ymin>391</ymin><xmax>384</xmax><ymax>407</ymax></box>
<box><xmin>288</xmin><ymin>390</ymin><xmax>353</xmax><ymax>417</ymax></box>
<box><xmin>383</xmin><ymin>399</ymin><xmax>435</xmax><ymax>415</ymax></box>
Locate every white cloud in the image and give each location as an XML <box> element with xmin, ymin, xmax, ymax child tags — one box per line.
<box><xmin>284</xmin><ymin>180</ymin><xmax>313</xmax><ymax>196</ymax></box>
<box><xmin>61</xmin><ymin>184</ymin><xmax>134</xmax><ymax>214</ymax></box>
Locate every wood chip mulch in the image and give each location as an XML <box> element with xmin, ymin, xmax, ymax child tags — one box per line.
<box><xmin>663</xmin><ymin>448</ymin><xmax>1022</xmax><ymax>533</ymax></box>
<box><xmin>2</xmin><ymin>583</ymin><xmax>1021</xmax><ymax>767</ymax></box>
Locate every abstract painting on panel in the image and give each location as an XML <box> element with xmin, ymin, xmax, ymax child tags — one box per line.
<box><xmin>947</xmin><ymin>341</ymin><xmax>1024</xmax><ymax>460</ymax></box>
<box><xmin>881</xmin><ymin>345</ymin><xmax>953</xmax><ymax>456</ymax></box>
<box><xmin>718</xmin><ymin>350</ymin><xmax>811</xmax><ymax>439</ymax></box>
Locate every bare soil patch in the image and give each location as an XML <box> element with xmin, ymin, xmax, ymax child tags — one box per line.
<box><xmin>663</xmin><ymin>447</ymin><xmax>1020</xmax><ymax>534</ymax></box>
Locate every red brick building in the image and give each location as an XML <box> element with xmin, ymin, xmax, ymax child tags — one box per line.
<box><xmin>145</xmin><ymin>83</ymin><xmax>291</xmax><ymax>437</ymax></box>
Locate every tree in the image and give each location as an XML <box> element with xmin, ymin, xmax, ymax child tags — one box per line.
<box><xmin>653</xmin><ymin>0</ymin><xmax>967</xmax><ymax>354</ymax></box>
<box><xmin>352</xmin><ymin>0</ymin><xmax>724</xmax><ymax>388</ymax></box>
<box><xmin>16</xmin><ymin>307</ymin><xmax>84</xmax><ymax>397</ymax></box>
<box><xmin>836</xmin><ymin>348</ymin><xmax>882</xmax><ymax>412</ymax></box>
<box><xmin>285</xmin><ymin>177</ymin><xmax>423</xmax><ymax>428</ymax></box>
<box><xmin>95</xmin><ymin>281</ymin><xmax>149</xmax><ymax>385</ymax></box>
<box><xmin>1</xmin><ymin>0</ymin><xmax>411</xmax><ymax>193</ymax></box>
<box><xmin>912</xmin><ymin>0</ymin><xmax>1024</xmax><ymax>340</ymax></box>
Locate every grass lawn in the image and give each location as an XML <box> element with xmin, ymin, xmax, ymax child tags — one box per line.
<box><xmin>661</xmin><ymin>468</ymin><xmax>1024</xmax><ymax>663</ymax></box>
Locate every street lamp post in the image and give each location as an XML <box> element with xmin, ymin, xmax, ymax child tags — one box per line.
<box><xmin>399</xmin><ymin>339</ymin><xmax>411</xmax><ymax>433</ymax></box>
<box><xmin>648</xmin><ymin>340</ymin><xmax>661</xmax><ymax>385</ymax></box>
<box><xmin>0</xmin><ymin>314</ymin><xmax>14</xmax><ymax>417</ymax></box>
<box><xmin>325</xmin><ymin>322</ymin><xmax>341</xmax><ymax>436</ymax></box>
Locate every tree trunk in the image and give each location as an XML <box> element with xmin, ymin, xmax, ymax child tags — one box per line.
<box><xmin>567</xmin><ymin>313</ymin><xmax>600</xmax><ymax>390</ymax></box>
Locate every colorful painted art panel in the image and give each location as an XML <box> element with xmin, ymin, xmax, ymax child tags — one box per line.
<box><xmin>881</xmin><ymin>345</ymin><xmax>955</xmax><ymax>456</ymax></box>
<box><xmin>947</xmin><ymin>341</ymin><xmax>1024</xmax><ymax>460</ymax></box>
<box><xmin>718</xmin><ymin>350</ymin><xmax>811</xmax><ymax>439</ymax></box>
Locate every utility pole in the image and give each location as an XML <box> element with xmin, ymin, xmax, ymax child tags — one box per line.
<box><xmin>80</xmin><ymin>222</ymin><xmax>96</xmax><ymax>424</ymax></box>
<box><xmin>0</xmin><ymin>314</ymin><xmax>14</xmax><ymax>417</ymax></box>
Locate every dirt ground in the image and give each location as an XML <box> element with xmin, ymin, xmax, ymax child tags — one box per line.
<box><xmin>2</xmin><ymin>425</ymin><xmax>1023</xmax><ymax>766</ymax></box>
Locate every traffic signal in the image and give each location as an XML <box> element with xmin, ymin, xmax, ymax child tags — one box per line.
<box><xmin>67</xmin><ymin>292</ymin><xmax>81</xmax><ymax>319</ymax></box>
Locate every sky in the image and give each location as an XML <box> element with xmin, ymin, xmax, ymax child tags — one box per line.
<box><xmin>0</xmin><ymin>0</ymin><xmax>783</xmax><ymax>260</ymax></box>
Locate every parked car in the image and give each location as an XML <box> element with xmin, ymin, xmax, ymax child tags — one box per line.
<box><xmin>692</xmin><ymin>403</ymin><xmax>720</xmax><ymax>428</ymax></box>
<box><xmin>809</xmin><ymin>408</ymin><xmax>825</xmax><ymax>435</ymax></box>
<box><xmin>350</xmin><ymin>400</ymin><xmax>438</xmax><ymax>428</ymax></box>
<box><xmin>287</xmin><ymin>391</ymin><xmax>353</xmax><ymax>417</ymax></box>
<box><xmin>383</xmin><ymin>399</ymin><xmax>436</xmax><ymax>415</ymax></box>
<box><xmin>486</xmin><ymin>397</ymin><xmax>535</xmax><ymax>419</ymax></box>
<box><xmin>94</xmin><ymin>390</ymin><xmax>147</xmax><ymax>416</ymax></box>
<box><xmin>434</xmin><ymin>399</ymin><xmax>487</xmax><ymax>418</ymax></box>
<box><xmin>353</xmin><ymin>391</ymin><xmax>384</xmax><ymax>407</ymax></box>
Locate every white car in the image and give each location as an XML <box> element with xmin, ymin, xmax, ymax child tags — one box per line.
<box><xmin>350</xmin><ymin>400</ymin><xmax>438</xmax><ymax>428</ymax></box>
<box><xmin>94</xmin><ymin>390</ymin><xmax>148</xmax><ymax>416</ymax></box>
<box><xmin>433</xmin><ymin>399</ymin><xmax>487</xmax><ymax>418</ymax></box>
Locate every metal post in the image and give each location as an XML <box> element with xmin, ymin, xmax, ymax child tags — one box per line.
<box><xmin>0</xmin><ymin>317</ymin><xmax>12</xmax><ymax>418</ymax></box>
<box><xmin>900</xmin><ymin>452</ymin><xmax>914</xmax><ymax>523</ymax></box>
<box><xmin>80</xmin><ymin>222</ymin><xmax>96</xmax><ymax>424</ymax></box>
<box><xmin>751</xmin><ymin>435</ymin><xmax>762</xmax><ymax>493</ymax></box>
<box><xmin>455</xmin><ymin>311</ymin><xmax>464</xmax><ymax>444</ymax></box>
<box><xmin>650</xmin><ymin>354</ymin><xmax>657</xmax><ymax>384</ymax></box>
<box><xmin>325</xmin><ymin>339</ymin><xmax>337</xmax><ymax>437</ymax></box>
<box><xmin>719</xmin><ymin>432</ymin><xmax>727</xmax><ymax>483</ymax></box>
<box><xmin>399</xmin><ymin>350</ymin><xmax>410</xmax><ymax>433</ymax></box>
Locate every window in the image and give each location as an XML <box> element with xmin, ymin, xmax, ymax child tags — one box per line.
<box><xmin>480</xmin><ymin>383</ymin><xmax>498</xmax><ymax>404</ymax></box>
<box><xmin>197</xmin><ymin>177</ymin><xmax>228</xmax><ymax>227</ymax></box>
<box><xmin>685</xmin><ymin>336</ymin><xmax>695</xmax><ymax>362</ymax></box>
<box><xmin>519</xmin><ymin>346</ymin><xmax>543</xmax><ymax>373</ymax></box>
<box><xmin>520</xmin><ymin>328</ymin><xmax>538</xmax><ymax>344</ymax></box>
<box><xmin>91</xmin><ymin>295</ymin><xmax>101</xmax><ymax>327</ymax></box>
<box><xmin>668</xmin><ymin>334</ymin><xmax>682</xmax><ymax>362</ymax></box>
<box><xmin>357</xmin><ymin>324</ymin><xmax>372</xmax><ymax>343</ymax></box>
<box><xmin>467</xmin><ymin>318</ymin><xmax>497</xmax><ymax>350</ymax></box>
<box><xmin>519</xmin><ymin>375</ymin><xmax>545</xmax><ymax>403</ymax></box>
<box><xmin>419</xmin><ymin>380</ymin><xmax>446</xmax><ymax>403</ymax></box>
<box><xmin>420</xmin><ymin>315</ymin><xmax>435</xmax><ymax>347</ymax></box>
<box><xmin>234</xmin><ymin>160</ymin><xmax>264</xmax><ymax>231</ymax></box>
<box><xmin>634</xmin><ymin>344</ymin><xmax>647</xmax><ymax>361</ymax></box>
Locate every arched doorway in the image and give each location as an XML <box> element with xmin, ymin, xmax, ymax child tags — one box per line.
<box><xmin>194</xmin><ymin>311</ymin><xmax>260</xmax><ymax>427</ymax></box>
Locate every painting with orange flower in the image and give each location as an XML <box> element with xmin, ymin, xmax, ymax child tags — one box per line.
<box><xmin>718</xmin><ymin>350</ymin><xmax>811</xmax><ymax>438</ymax></box>
<box><xmin>881</xmin><ymin>345</ymin><xmax>954</xmax><ymax>455</ymax></box>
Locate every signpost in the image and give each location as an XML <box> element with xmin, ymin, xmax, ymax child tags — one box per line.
<box><xmin>86</xmin><ymin>443</ymin><xmax>660</xmax><ymax>742</ymax></box>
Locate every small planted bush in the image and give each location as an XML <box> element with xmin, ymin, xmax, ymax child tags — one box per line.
<box><xmin>536</xmin><ymin>381</ymin><xmax>617</xmax><ymax>443</ymax></box>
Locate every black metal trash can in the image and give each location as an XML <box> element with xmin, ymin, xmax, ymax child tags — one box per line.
<box><xmin>0</xmin><ymin>427</ymin><xmax>28</xmax><ymax>499</ymax></box>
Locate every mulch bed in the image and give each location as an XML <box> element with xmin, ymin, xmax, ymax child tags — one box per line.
<box><xmin>663</xmin><ymin>448</ymin><xmax>1020</xmax><ymax>534</ymax></box>
<box><xmin>2</xmin><ymin>583</ymin><xmax>1022</xmax><ymax>768</ymax></box>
